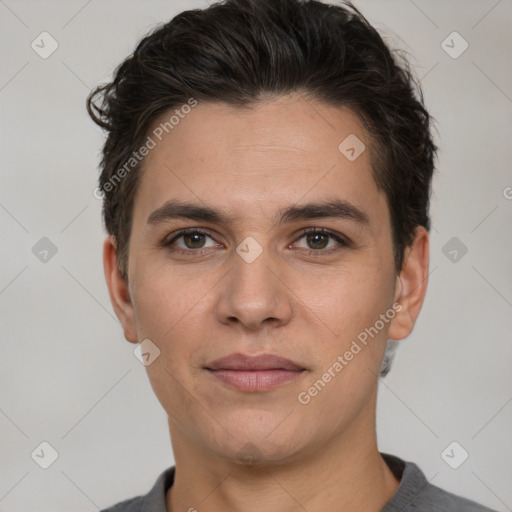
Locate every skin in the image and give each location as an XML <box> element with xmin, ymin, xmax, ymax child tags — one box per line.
<box><xmin>104</xmin><ymin>93</ymin><xmax>429</xmax><ymax>512</ymax></box>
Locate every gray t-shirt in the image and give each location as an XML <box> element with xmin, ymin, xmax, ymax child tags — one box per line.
<box><xmin>100</xmin><ymin>453</ymin><xmax>497</xmax><ymax>511</ymax></box>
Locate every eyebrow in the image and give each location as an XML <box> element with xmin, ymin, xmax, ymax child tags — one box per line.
<box><xmin>146</xmin><ymin>199</ymin><xmax>369</xmax><ymax>227</ymax></box>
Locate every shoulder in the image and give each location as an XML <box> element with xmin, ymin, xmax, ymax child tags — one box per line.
<box><xmin>100</xmin><ymin>496</ymin><xmax>142</xmax><ymax>512</ymax></box>
<box><xmin>413</xmin><ymin>482</ymin><xmax>499</xmax><ymax>511</ymax></box>
<box><xmin>99</xmin><ymin>466</ymin><xmax>175</xmax><ymax>512</ymax></box>
<box><xmin>381</xmin><ymin>453</ymin><xmax>498</xmax><ymax>512</ymax></box>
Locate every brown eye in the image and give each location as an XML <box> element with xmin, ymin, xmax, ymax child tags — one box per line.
<box><xmin>305</xmin><ymin>232</ymin><xmax>330</xmax><ymax>250</ymax></box>
<box><xmin>182</xmin><ymin>232</ymin><xmax>207</xmax><ymax>249</ymax></box>
<box><xmin>294</xmin><ymin>228</ymin><xmax>348</xmax><ymax>252</ymax></box>
<box><xmin>165</xmin><ymin>229</ymin><xmax>219</xmax><ymax>252</ymax></box>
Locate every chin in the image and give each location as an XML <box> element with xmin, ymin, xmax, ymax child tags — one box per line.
<box><xmin>203</xmin><ymin>416</ymin><xmax>310</xmax><ymax>467</ymax></box>
<box><xmin>217</xmin><ymin>440</ymin><xmax>304</xmax><ymax>468</ymax></box>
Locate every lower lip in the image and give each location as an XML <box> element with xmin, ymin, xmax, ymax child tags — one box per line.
<box><xmin>207</xmin><ymin>369</ymin><xmax>304</xmax><ymax>392</ymax></box>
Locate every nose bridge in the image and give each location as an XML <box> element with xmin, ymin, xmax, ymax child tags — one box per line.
<box><xmin>215</xmin><ymin>237</ymin><xmax>293</xmax><ymax>329</ymax></box>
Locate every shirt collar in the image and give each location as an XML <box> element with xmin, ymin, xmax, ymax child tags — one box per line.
<box><xmin>134</xmin><ymin>453</ymin><xmax>422</xmax><ymax>512</ymax></box>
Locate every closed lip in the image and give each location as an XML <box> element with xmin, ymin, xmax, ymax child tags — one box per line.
<box><xmin>205</xmin><ymin>353</ymin><xmax>306</xmax><ymax>372</ymax></box>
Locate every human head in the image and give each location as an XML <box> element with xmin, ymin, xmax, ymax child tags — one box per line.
<box><xmin>88</xmin><ymin>0</ymin><xmax>434</xmax><ymax>464</ymax></box>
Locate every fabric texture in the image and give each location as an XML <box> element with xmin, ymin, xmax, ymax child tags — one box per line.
<box><xmin>100</xmin><ymin>453</ymin><xmax>498</xmax><ymax>512</ymax></box>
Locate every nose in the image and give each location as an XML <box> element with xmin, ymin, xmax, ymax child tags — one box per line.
<box><xmin>215</xmin><ymin>243</ymin><xmax>294</xmax><ymax>331</ymax></box>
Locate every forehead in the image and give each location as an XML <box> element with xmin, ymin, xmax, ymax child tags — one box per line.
<box><xmin>131</xmin><ymin>94</ymin><xmax>387</xmax><ymax>231</ymax></box>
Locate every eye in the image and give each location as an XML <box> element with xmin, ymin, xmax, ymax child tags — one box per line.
<box><xmin>164</xmin><ymin>229</ymin><xmax>220</xmax><ymax>252</ymax></box>
<box><xmin>163</xmin><ymin>227</ymin><xmax>350</xmax><ymax>256</ymax></box>
<box><xmin>293</xmin><ymin>228</ymin><xmax>349</xmax><ymax>252</ymax></box>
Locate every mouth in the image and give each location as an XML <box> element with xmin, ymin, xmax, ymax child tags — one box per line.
<box><xmin>205</xmin><ymin>353</ymin><xmax>307</xmax><ymax>392</ymax></box>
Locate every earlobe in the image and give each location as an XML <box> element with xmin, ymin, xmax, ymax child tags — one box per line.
<box><xmin>388</xmin><ymin>227</ymin><xmax>430</xmax><ymax>341</ymax></box>
<box><xmin>103</xmin><ymin>236</ymin><xmax>138</xmax><ymax>343</ymax></box>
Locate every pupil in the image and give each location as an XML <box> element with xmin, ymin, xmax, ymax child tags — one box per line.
<box><xmin>308</xmin><ymin>233</ymin><xmax>328</xmax><ymax>249</ymax></box>
<box><xmin>185</xmin><ymin>233</ymin><xmax>205</xmax><ymax>248</ymax></box>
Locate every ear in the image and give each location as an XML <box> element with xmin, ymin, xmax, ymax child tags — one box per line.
<box><xmin>103</xmin><ymin>235</ymin><xmax>138</xmax><ymax>343</ymax></box>
<box><xmin>388</xmin><ymin>226</ymin><xmax>430</xmax><ymax>341</ymax></box>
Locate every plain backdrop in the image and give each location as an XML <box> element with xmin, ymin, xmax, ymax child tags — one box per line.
<box><xmin>1</xmin><ymin>1</ymin><xmax>511</xmax><ymax>511</ymax></box>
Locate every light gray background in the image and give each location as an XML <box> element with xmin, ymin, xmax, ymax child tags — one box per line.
<box><xmin>1</xmin><ymin>0</ymin><xmax>511</xmax><ymax>511</ymax></box>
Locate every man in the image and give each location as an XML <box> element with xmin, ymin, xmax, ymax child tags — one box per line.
<box><xmin>87</xmin><ymin>0</ymin><xmax>497</xmax><ymax>510</ymax></box>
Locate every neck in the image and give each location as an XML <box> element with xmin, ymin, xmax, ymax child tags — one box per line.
<box><xmin>166</xmin><ymin>392</ymin><xmax>399</xmax><ymax>512</ymax></box>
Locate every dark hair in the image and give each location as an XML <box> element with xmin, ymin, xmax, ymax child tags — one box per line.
<box><xmin>87</xmin><ymin>0</ymin><xmax>436</xmax><ymax>281</ymax></box>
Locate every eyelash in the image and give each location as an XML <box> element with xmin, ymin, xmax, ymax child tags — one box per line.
<box><xmin>162</xmin><ymin>227</ymin><xmax>350</xmax><ymax>257</ymax></box>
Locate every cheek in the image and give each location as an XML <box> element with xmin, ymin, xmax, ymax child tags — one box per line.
<box><xmin>130</xmin><ymin>269</ymin><xmax>210</xmax><ymax>424</ymax></box>
<box><xmin>299</xmin><ymin>271</ymin><xmax>393</xmax><ymax>410</ymax></box>
<box><xmin>305</xmin><ymin>268</ymin><xmax>396</xmax><ymax>399</ymax></box>
<box><xmin>130</xmin><ymin>258</ymin><xmax>207</xmax><ymax>340</ymax></box>
<box><xmin>314</xmin><ymin>264</ymin><xmax>394</xmax><ymax>340</ymax></box>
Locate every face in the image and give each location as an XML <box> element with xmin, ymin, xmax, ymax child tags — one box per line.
<box><xmin>104</xmin><ymin>93</ymin><xmax>428</xmax><ymax>466</ymax></box>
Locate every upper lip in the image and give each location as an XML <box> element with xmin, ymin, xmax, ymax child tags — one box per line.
<box><xmin>205</xmin><ymin>353</ymin><xmax>305</xmax><ymax>371</ymax></box>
